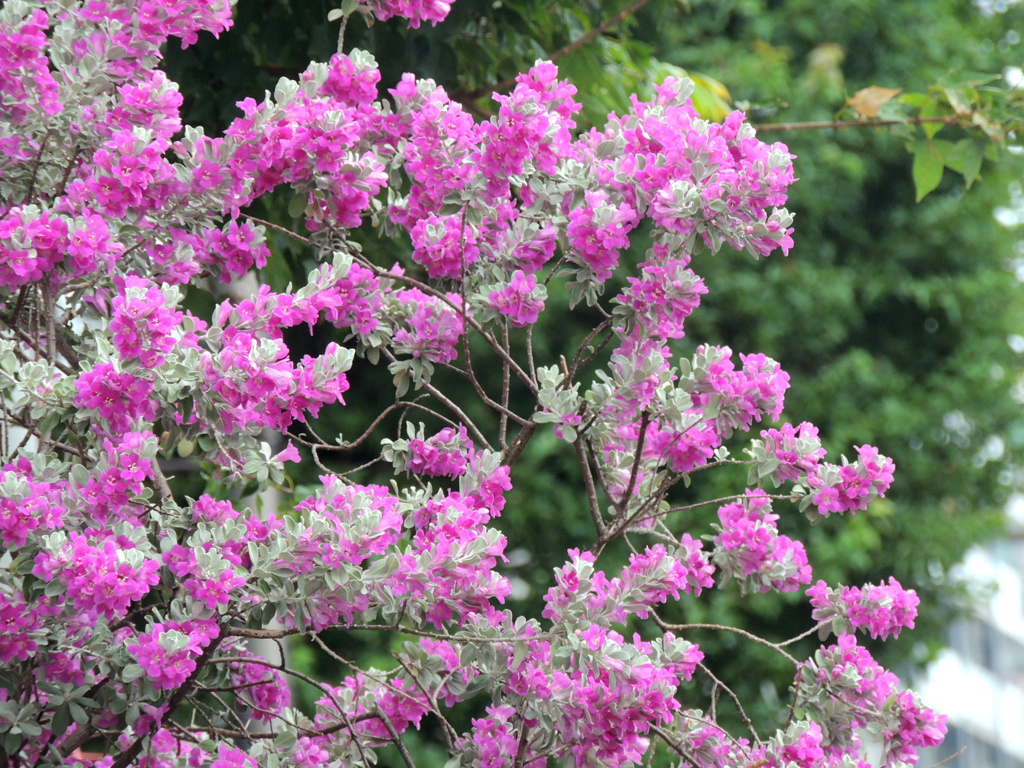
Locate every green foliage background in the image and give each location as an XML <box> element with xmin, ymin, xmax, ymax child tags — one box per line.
<box><xmin>163</xmin><ymin>0</ymin><xmax>1024</xmax><ymax>750</ymax></box>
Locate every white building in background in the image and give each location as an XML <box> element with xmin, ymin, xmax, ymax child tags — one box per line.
<box><xmin>917</xmin><ymin>500</ymin><xmax>1024</xmax><ymax>768</ymax></box>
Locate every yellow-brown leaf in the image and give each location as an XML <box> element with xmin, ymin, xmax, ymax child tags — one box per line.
<box><xmin>848</xmin><ymin>86</ymin><xmax>902</xmax><ymax>118</ymax></box>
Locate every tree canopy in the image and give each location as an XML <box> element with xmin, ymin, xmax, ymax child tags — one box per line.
<box><xmin>0</xmin><ymin>0</ymin><xmax>1016</xmax><ymax>765</ymax></box>
<box><xmin>163</xmin><ymin>0</ymin><xmax>1024</xmax><ymax>674</ymax></box>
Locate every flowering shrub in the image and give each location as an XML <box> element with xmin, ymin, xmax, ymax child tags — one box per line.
<box><xmin>0</xmin><ymin>1</ymin><xmax>944</xmax><ymax>767</ymax></box>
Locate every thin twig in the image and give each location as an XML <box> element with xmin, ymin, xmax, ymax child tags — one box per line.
<box><xmin>456</xmin><ymin>334</ymin><xmax>528</xmax><ymax>425</ymax></box>
<box><xmin>564</xmin><ymin>317</ymin><xmax>614</xmax><ymax>385</ymax></box>
<box><xmin>291</xmin><ymin>402</ymin><xmax>402</xmax><ymax>452</ymax></box>
<box><xmin>574</xmin><ymin>436</ymin><xmax>606</xmax><ymax>536</ymax></box>
<box><xmin>464</xmin><ymin>0</ymin><xmax>654</xmax><ymax>99</ymax></box>
<box><xmin>653</xmin><ymin>617</ymin><xmax>799</xmax><ymax>666</ymax></box>
<box><xmin>697</xmin><ymin>662</ymin><xmax>759</xmax><ymax>742</ymax></box>
<box><xmin>383</xmin><ymin>349</ymin><xmax>493</xmax><ymax>450</ymax></box>
<box><xmin>500</xmin><ymin>322</ymin><xmax>511</xmax><ymax>449</ymax></box>
<box><xmin>362</xmin><ymin>260</ymin><xmax>538</xmax><ymax>394</ymax></box>
<box><xmin>616</xmin><ymin>410</ymin><xmax>651</xmax><ymax>515</ymax></box>
<box><xmin>501</xmin><ymin>421</ymin><xmax>537</xmax><ymax>468</ymax></box>
<box><xmin>924</xmin><ymin>748</ymin><xmax>967</xmax><ymax>768</ymax></box>
<box><xmin>240</xmin><ymin>214</ymin><xmax>313</xmax><ymax>246</ymax></box>
<box><xmin>375</xmin><ymin>708</ymin><xmax>416</xmax><ymax>768</ymax></box>
<box><xmin>754</xmin><ymin>114</ymin><xmax>966</xmax><ymax>133</ymax></box>
<box><xmin>525</xmin><ymin>323</ymin><xmax>537</xmax><ymax>382</ymax></box>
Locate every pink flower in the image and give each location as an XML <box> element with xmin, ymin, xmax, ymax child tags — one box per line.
<box><xmin>567</xmin><ymin>190</ymin><xmax>637</xmax><ymax>282</ymax></box>
<box><xmin>210</xmin><ymin>745</ymin><xmax>256</xmax><ymax>768</ymax></box>
<box><xmin>37</xmin><ymin>533</ymin><xmax>161</xmax><ymax>621</ymax></box>
<box><xmin>0</xmin><ymin>206</ymin><xmax>68</xmax><ymax>290</ymax></box>
<box><xmin>410</xmin><ymin>213</ymin><xmax>479</xmax><ymax>279</ymax></box>
<box><xmin>75</xmin><ymin>364</ymin><xmax>157</xmax><ymax>435</ymax></box>
<box><xmin>760</xmin><ymin>422</ymin><xmax>826</xmax><ymax>484</ymax></box>
<box><xmin>809</xmin><ymin>577</ymin><xmax>919</xmax><ymax>640</ymax></box>
<box><xmin>0</xmin><ymin>594</ymin><xmax>41</xmax><ymax>664</ymax></box>
<box><xmin>408</xmin><ymin>426</ymin><xmax>472</xmax><ymax>478</ymax></box>
<box><xmin>201</xmin><ymin>220</ymin><xmax>270</xmax><ymax>280</ymax></box>
<box><xmin>360</xmin><ymin>0</ymin><xmax>452</xmax><ymax>28</ymax></box>
<box><xmin>392</xmin><ymin>288</ymin><xmax>464</xmax><ymax>364</ymax></box>
<box><xmin>809</xmin><ymin>445</ymin><xmax>895</xmax><ymax>515</ymax></box>
<box><xmin>127</xmin><ymin>619</ymin><xmax>220</xmax><ymax>691</ymax></box>
<box><xmin>110</xmin><ymin>275</ymin><xmax>183</xmax><ymax>367</ymax></box>
<box><xmin>489</xmin><ymin>270</ymin><xmax>545</xmax><ymax>326</ymax></box>
<box><xmin>319</xmin><ymin>52</ymin><xmax>381</xmax><ymax>106</ymax></box>
<box><xmin>713</xmin><ymin>490</ymin><xmax>811</xmax><ymax>593</ymax></box>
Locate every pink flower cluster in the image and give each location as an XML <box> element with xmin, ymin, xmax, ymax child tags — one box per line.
<box><xmin>488</xmin><ymin>270</ymin><xmax>545</xmax><ymax>326</ymax></box>
<box><xmin>712</xmin><ymin>490</ymin><xmax>812</xmax><ymax>593</ymax></box>
<box><xmin>0</xmin><ymin>459</ymin><xmax>64</xmax><ymax>548</ymax></box>
<box><xmin>0</xmin><ymin>593</ymin><xmax>44</xmax><ymax>664</ymax></box>
<box><xmin>359</xmin><ymin>0</ymin><xmax>453</xmax><ymax>28</ymax></box>
<box><xmin>201</xmin><ymin>220</ymin><xmax>271</xmax><ymax>279</ymax></box>
<box><xmin>545</xmin><ymin>626</ymin><xmax>692</xmax><ymax>765</ymax></box>
<box><xmin>617</xmin><ymin>256</ymin><xmax>708</xmax><ymax>339</ymax></box>
<box><xmin>797</xmin><ymin>635</ymin><xmax>947</xmax><ymax>765</ymax></box>
<box><xmin>808</xmin><ymin>577</ymin><xmax>919</xmax><ymax>640</ymax></box>
<box><xmin>199</xmin><ymin>328</ymin><xmax>350</xmax><ymax>434</ymax></box>
<box><xmin>111</xmin><ymin>275</ymin><xmax>184</xmax><ymax>367</ymax></box>
<box><xmin>286</xmin><ymin>476</ymin><xmax>511</xmax><ymax>631</ymax></box>
<box><xmin>758</xmin><ymin>422</ymin><xmax>826</xmax><ymax>483</ymax></box>
<box><xmin>809</xmin><ymin>445</ymin><xmax>896</xmax><ymax>515</ymax></box>
<box><xmin>74</xmin><ymin>364</ymin><xmax>157</xmax><ymax>436</ymax></box>
<box><xmin>637</xmin><ymin>100</ymin><xmax>796</xmax><ymax>258</ymax></box>
<box><xmin>391</xmin><ymin>288</ymin><xmax>465</xmax><ymax>364</ymax></box>
<box><xmin>567</xmin><ymin>191</ymin><xmax>638</xmax><ymax>282</ymax></box>
<box><xmin>0</xmin><ymin>8</ymin><xmax>61</xmax><ymax>124</ymax></box>
<box><xmin>772</xmin><ymin>721</ymin><xmax>826</xmax><ymax>768</ymax></box>
<box><xmin>126</xmin><ymin>619</ymin><xmax>219</xmax><ymax>691</ymax></box>
<box><xmin>542</xmin><ymin>541</ymin><xmax>715</xmax><ymax>625</ymax></box>
<box><xmin>399</xmin><ymin>495</ymin><xmax>511</xmax><ymax>627</ymax></box>
<box><xmin>410</xmin><ymin>213</ymin><xmax>480</xmax><ymax>279</ymax></box>
<box><xmin>463</xmin><ymin>705</ymin><xmax>536</xmax><ymax>768</ymax></box>
<box><xmin>407</xmin><ymin>425</ymin><xmax>472</xmax><ymax>477</ymax></box>
<box><xmin>692</xmin><ymin>347</ymin><xmax>791</xmax><ymax>437</ymax></box>
<box><xmin>228</xmin><ymin>652</ymin><xmax>292</xmax><ymax>723</ymax></box>
<box><xmin>33</xmin><ymin>533</ymin><xmax>161</xmax><ymax>621</ymax></box>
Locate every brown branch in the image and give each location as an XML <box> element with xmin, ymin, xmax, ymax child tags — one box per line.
<box><xmin>375</xmin><ymin>708</ymin><xmax>416</xmax><ymax>768</ymax></box>
<box><xmin>23</xmin><ymin>130</ymin><xmax>52</xmax><ymax>205</ymax></box>
<box><xmin>574</xmin><ymin>435</ymin><xmax>606</xmax><ymax>536</ymax></box>
<box><xmin>512</xmin><ymin>721</ymin><xmax>533</xmax><ymax>768</ymax></box>
<box><xmin>651</xmin><ymin>616</ymin><xmax>800</xmax><ymax>666</ymax></box>
<box><xmin>925</xmin><ymin>749</ymin><xmax>968</xmax><ymax>768</ymax></box>
<box><xmin>696</xmin><ymin>662</ymin><xmax>759</xmax><ymax>743</ymax></box>
<box><xmin>151</xmin><ymin>460</ymin><xmax>175</xmax><ymax>503</ymax></box>
<box><xmin>616</xmin><ymin>409</ymin><xmax>650</xmax><ymax>515</ymax></box>
<box><xmin>55</xmin><ymin>145</ymin><xmax>83</xmax><ymax>199</ymax></box>
<box><xmin>464</xmin><ymin>0</ymin><xmax>654</xmax><ymax>100</ymax></box>
<box><xmin>501</xmin><ymin>421</ymin><xmax>536</xmax><ymax>468</ymax></box>
<box><xmin>546</xmin><ymin>0</ymin><xmax>652</xmax><ymax>64</ymax></box>
<box><xmin>382</xmin><ymin>349</ymin><xmax>493</xmax><ymax>450</ymax></box>
<box><xmin>239</xmin><ymin>214</ymin><xmax>312</xmax><ymax>243</ymax></box>
<box><xmin>754</xmin><ymin>114</ymin><xmax>966</xmax><ymax>133</ymax></box>
<box><xmin>358</xmin><ymin>260</ymin><xmax>538</xmax><ymax>395</ymax></box>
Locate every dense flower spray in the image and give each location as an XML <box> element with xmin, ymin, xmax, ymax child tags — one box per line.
<box><xmin>0</xmin><ymin>0</ymin><xmax>942</xmax><ymax>766</ymax></box>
